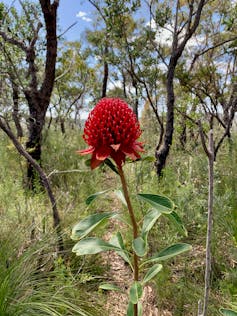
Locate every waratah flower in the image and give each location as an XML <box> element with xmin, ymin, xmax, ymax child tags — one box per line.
<box><xmin>77</xmin><ymin>98</ymin><xmax>144</xmax><ymax>169</ymax></box>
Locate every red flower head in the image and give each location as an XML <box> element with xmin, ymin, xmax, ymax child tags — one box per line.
<box><xmin>77</xmin><ymin>98</ymin><xmax>144</xmax><ymax>169</ymax></box>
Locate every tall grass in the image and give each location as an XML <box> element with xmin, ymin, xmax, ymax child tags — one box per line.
<box><xmin>0</xmin><ymin>124</ymin><xmax>237</xmax><ymax>315</ymax></box>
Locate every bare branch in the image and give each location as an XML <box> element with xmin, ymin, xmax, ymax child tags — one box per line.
<box><xmin>198</xmin><ymin>120</ymin><xmax>210</xmax><ymax>158</ymax></box>
<box><xmin>58</xmin><ymin>21</ymin><xmax>77</xmax><ymax>39</ymax></box>
<box><xmin>190</xmin><ymin>35</ymin><xmax>237</xmax><ymax>71</ymax></box>
<box><xmin>0</xmin><ymin>117</ymin><xmax>63</xmax><ymax>252</ymax></box>
<box><xmin>30</xmin><ymin>21</ymin><xmax>43</xmax><ymax>48</ymax></box>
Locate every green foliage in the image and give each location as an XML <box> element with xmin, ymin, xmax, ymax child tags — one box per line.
<box><xmin>71</xmin><ymin>158</ymin><xmax>191</xmax><ymax>316</ymax></box>
<box><xmin>0</xmin><ymin>235</ymin><xmax>99</xmax><ymax>316</ymax></box>
<box><xmin>137</xmin><ymin>193</ymin><xmax>174</xmax><ymax>213</ymax></box>
<box><xmin>141</xmin><ymin>243</ymin><xmax>192</xmax><ymax>266</ymax></box>
<box><xmin>99</xmin><ymin>283</ymin><xmax>123</xmax><ymax>292</ymax></box>
<box><xmin>129</xmin><ymin>281</ymin><xmax>143</xmax><ymax>304</ymax></box>
<box><xmin>142</xmin><ymin>264</ymin><xmax>163</xmax><ymax>284</ymax></box>
<box><xmin>71</xmin><ymin>212</ymin><xmax>117</xmax><ymax>240</ymax></box>
<box><xmin>72</xmin><ymin>237</ymin><xmax>122</xmax><ymax>255</ymax></box>
<box><xmin>220</xmin><ymin>309</ymin><xmax>237</xmax><ymax>316</ymax></box>
<box><xmin>1</xmin><ymin>123</ymin><xmax>237</xmax><ymax>315</ymax></box>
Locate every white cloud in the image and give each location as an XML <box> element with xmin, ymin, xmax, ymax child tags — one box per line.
<box><xmin>107</xmin><ymin>80</ymin><xmax>123</xmax><ymax>91</ymax></box>
<box><xmin>148</xmin><ymin>18</ymin><xmax>206</xmax><ymax>49</ymax></box>
<box><xmin>76</xmin><ymin>11</ymin><xmax>92</xmax><ymax>22</ymax></box>
<box><xmin>147</xmin><ymin>19</ymin><xmax>173</xmax><ymax>46</ymax></box>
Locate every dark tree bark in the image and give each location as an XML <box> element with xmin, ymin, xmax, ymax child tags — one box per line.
<box><xmin>60</xmin><ymin>117</ymin><xmax>65</xmax><ymax>134</ymax></box>
<box><xmin>155</xmin><ymin>0</ymin><xmax>206</xmax><ymax>176</ymax></box>
<box><xmin>102</xmin><ymin>44</ymin><xmax>109</xmax><ymax>98</ymax></box>
<box><xmin>11</xmin><ymin>80</ymin><xmax>23</xmax><ymax>138</ymax></box>
<box><xmin>24</xmin><ymin>0</ymin><xmax>59</xmax><ymax>188</ymax></box>
<box><xmin>179</xmin><ymin>118</ymin><xmax>187</xmax><ymax>150</ymax></box>
<box><xmin>0</xmin><ymin>1</ymin><xmax>59</xmax><ymax>189</ymax></box>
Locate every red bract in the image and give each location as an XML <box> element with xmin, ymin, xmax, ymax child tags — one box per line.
<box><xmin>77</xmin><ymin>98</ymin><xmax>144</xmax><ymax>169</ymax></box>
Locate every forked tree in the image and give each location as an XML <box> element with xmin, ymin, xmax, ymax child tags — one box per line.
<box><xmin>0</xmin><ymin>0</ymin><xmax>59</xmax><ymax>189</ymax></box>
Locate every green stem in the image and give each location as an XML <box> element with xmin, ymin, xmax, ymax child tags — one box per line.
<box><xmin>118</xmin><ymin>166</ymin><xmax>139</xmax><ymax>316</ymax></box>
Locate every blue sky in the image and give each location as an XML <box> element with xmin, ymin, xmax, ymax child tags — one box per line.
<box><xmin>58</xmin><ymin>0</ymin><xmax>94</xmax><ymax>41</ymax></box>
<box><xmin>2</xmin><ymin>0</ymin><xmax>95</xmax><ymax>41</ymax></box>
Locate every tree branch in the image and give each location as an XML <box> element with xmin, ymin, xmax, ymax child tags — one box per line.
<box><xmin>0</xmin><ymin>30</ymin><xmax>27</xmax><ymax>51</ymax></box>
<box><xmin>0</xmin><ymin>117</ymin><xmax>63</xmax><ymax>252</ymax></box>
<box><xmin>190</xmin><ymin>35</ymin><xmax>237</xmax><ymax>71</ymax></box>
<box><xmin>198</xmin><ymin>120</ymin><xmax>211</xmax><ymax>158</ymax></box>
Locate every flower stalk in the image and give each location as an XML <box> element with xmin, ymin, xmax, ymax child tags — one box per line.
<box><xmin>77</xmin><ymin>97</ymin><xmax>144</xmax><ymax>316</ymax></box>
<box><xmin>118</xmin><ymin>165</ymin><xmax>139</xmax><ymax>316</ymax></box>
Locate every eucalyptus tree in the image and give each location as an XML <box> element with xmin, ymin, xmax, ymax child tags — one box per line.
<box><xmin>173</xmin><ymin>2</ymin><xmax>237</xmax><ymax>314</ymax></box>
<box><xmin>177</xmin><ymin>0</ymin><xmax>237</xmax><ymax>159</ymax></box>
<box><xmin>87</xmin><ymin>0</ymin><xmax>209</xmax><ymax>176</ymax></box>
<box><xmin>0</xmin><ymin>0</ymin><xmax>59</xmax><ymax>189</ymax></box>
<box><xmin>51</xmin><ymin>41</ymin><xmax>96</xmax><ymax>133</ymax></box>
<box><xmin>141</xmin><ymin>0</ymin><xmax>207</xmax><ymax>176</ymax></box>
<box><xmin>86</xmin><ymin>0</ymin><xmax>143</xmax><ymax>117</ymax></box>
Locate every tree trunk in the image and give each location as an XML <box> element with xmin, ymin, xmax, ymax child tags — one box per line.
<box><xmin>25</xmin><ymin>0</ymin><xmax>58</xmax><ymax>189</ymax></box>
<box><xmin>202</xmin><ymin>130</ymin><xmax>214</xmax><ymax>316</ymax></box>
<box><xmin>132</xmin><ymin>78</ymin><xmax>139</xmax><ymax>119</ymax></box>
<box><xmin>12</xmin><ymin>81</ymin><xmax>23</xmax><ymax>138</ymax></box>
<box><xmin>25</xmin><ymin>97</ymin><xmax>47</xmax><ymax>189</ymax></box>
<box><xmin>60</xmin><ymin>117</ymin><xmax>65</xmax><ymax>134</ymax></box>
<box><xmin>102</xmin><ymin>44</ymin><xmax>109</xmax><ymax>98</ymax></box>
<box><xmin>154</xmin><ymin>0</ymin><xmax>206</xmax><ymax>177</ymax></box>
<box><xmin>179</xmin><ymin>117</ymin><xmax>187</xmax><ymax>150</ymax></box>
<box><xmin>155</xmin><ymin>57</ymin><xmax>176</xmax><ymax>176</ymax></box>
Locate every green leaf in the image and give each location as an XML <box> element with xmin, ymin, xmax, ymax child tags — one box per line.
<box><xmin>142</xmin><ymin>264</ymin><xmax>163</xmax><ymax>284</ymax></box>
<box><xmin>114</xmin><ymin>189</ymin><xmax>127</xmax><ymax>207</ymax></box>
<box><xmin>110</xmin><ymin>232</ymin><xmax>133</xmax><ymax>269</ymax></box>
<box><xmin>138</xmin><ymin>193</ymin><xmax>174</xmax><ymax>214</ymax></box>
<box><xmin>126</xmin><ymin>301</ymin><xmax>134</xmax><ymax>316</ymax></box>
<box><xmin>71</xmin><ymin>212</ymin><xmax>116</xmax><ymax>240</ymax></box>
<box><xmin>165</xmin><ymin>211</ymin><xmax>188</xmax><ymax>236</ymax></box>
<box><xmin>129</xmin><ymin>281</ymin><xmax>143</xmax><ymax>304</ymax></box>
<box><xmin>99</xmin><ymin>283</ymin><xmax>123</xmax><ymax>292</ymax></box>
<box><xmin>72</xmin><ymin>237</ymin><xmax>121</xmax><ymax>256</ymax></box>
<box><xmin>138</xmin><ymin>301</ymin><xmax>143</xmax><ymax>316</ymax></box>
<box><xmin>142</xmin><ymin>243</ymin><xmax>192</xmax><ymax>266</ymax></box>
<box><xmin>104</xmin><ymin>158</ymin><xmax>119</xmax><ymax>174</ymax></box>
<box><xmin>85</xmin><ymin>189</ymin><xmax>111</xmax><ymax>205</ymax></box>
<box><xmin>126</xmin><ymin>301</ymin><xmax>142</xmax><ymax>316</ymax></box>
<box><xmin>132</xmin><ymin>237</ymin><xmax>147</xmax><ymax>257</ymax></box>
<box><xmin>141</xmin><ymin>209</ymin><xmax>162</xmax><ymax>238</ymax></box>
<box><xmin>141</xmin><ymin>156</ymin><xmax>156</xmax><ymax>162</ymax></box>
<box><xmin>85</xmin><ymin>158</ymin><xmax>91</xmax><ymax>167</ymax></box>
<box><xmin>220</xmin><ymin>309</ymin><xmax>237</xmax><ymax>316</ymax></box>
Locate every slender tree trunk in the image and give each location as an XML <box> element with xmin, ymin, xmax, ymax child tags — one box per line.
<box><xmin>155</xmin><ymin>0</ymin><xmax>206</xmax><ymax>176</ymax></box>
<box><xmin>12</xmin><ymin>81</ymin><xmax>23</xmax><ymax>138</ymax></box>
<box><xmin>155</xmin><ymin>57</ymin><xmax>176</xmax><ymax>176</ymax></box>
<box><xmin>179</xmin><ymin>117</ymin><xmax>187</xmax><ymax>150</ymax></box>
<box><xmin>202</xmin><ymin>130</ymin><xmax>214</xmax><ymax>316</ymax></box>
<box><xmin>132</xmin><ymin>78</ymin><xmax>139</xmax><ymax>119</ymax></box>
<box><xmin>102</xmin><ymin>44</ymin><xmax>109</xmax><ymax>98</ymax></box>
<box><xmin>0</xmin><ymin>117</ymin><xmax>64</xmax><ymax>252</ymax></box>
<box><xmin>60</xmin><ymin>117</ymin><xmax>65</xmax><ymax>134</ymax></box>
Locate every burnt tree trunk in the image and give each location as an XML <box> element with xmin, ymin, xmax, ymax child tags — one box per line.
<box><xmin>155</xmin><ymin>56</ymin><xmax>176</xmax><ymax>175</ymax></box>
<box><xmin>60</xmin><ymin>117</ymin><xmax>65</xmax><ymax>134</ymax></box>
<box><xmin>24</xmin><ymin>0</ymin><xmax>59</xmax><ymax>189</ymax></box>
<box><xmin>11</xmin><ymin>81</ymin><xmax>23</xmax><ymax>138</ymax></box>
<box><xmin>25</xmin><ymin>96</ymin><xmax>47</xmax><ymax>188</ymax></box>
<box><xmin>155</xmin><ymin>0</ymin><xmax>206</xmax><ymax>176</ymax></box>
<box><xmin>102</xmin><ymin>44</ymin><xmax>109</xmax><ymax>98</ymax></box>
